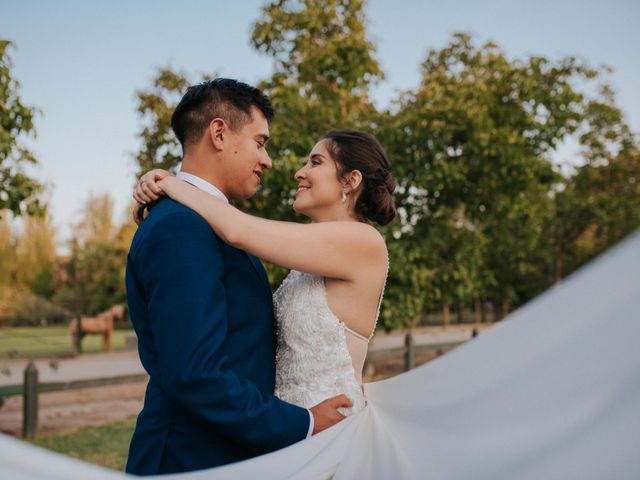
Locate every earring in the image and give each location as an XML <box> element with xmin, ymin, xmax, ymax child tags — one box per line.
<box><xmin>341</xmin><ymin>190</ymin><xmax>347</xmax><ymax>204</ymax></box>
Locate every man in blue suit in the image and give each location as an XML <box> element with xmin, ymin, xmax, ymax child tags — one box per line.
<box><xmin>125</xmin><ymin>79</ymin><xmax>350</xmax><ymax>475</ymax></box>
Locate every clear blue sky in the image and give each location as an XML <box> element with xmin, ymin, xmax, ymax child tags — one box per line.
<box><xmin>2</xmin><ymin>0</ymin><xmax>639</xmax><ymax>245</ymax></box>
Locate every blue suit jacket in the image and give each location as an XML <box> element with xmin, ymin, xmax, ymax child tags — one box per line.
<box><xmin>125</xmin><ymin>199</ymin><xmax>309</xmax><ymax>475</ymax></box>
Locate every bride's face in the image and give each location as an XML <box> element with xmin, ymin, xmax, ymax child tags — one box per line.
<box><xmin>293</xmin><ymin>139</ymin><xmax>345</xmax><ymax>219</ymax></box>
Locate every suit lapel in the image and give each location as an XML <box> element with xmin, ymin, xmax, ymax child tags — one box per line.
<box><xmin>244</xmin><ymin>252</ymin><xmax>272</xmax><ymax>297</ymax></box>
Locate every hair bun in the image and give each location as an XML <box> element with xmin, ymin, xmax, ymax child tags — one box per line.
<box><xmin>369</xmin><ymin>174</ymin><xmax>397</xmax><ymax>226</ymax></box>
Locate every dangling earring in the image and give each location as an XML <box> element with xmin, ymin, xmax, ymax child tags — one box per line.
<box><xmin>341</xmin><ymin>190</ymin><xmax>347</xmax><ymax>204</ymax></box>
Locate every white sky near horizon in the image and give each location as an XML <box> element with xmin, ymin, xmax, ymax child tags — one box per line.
<box><xmin>2</xmin><ymin>0</ymin><xmax>639</xmax><ymax>251</ymax></box>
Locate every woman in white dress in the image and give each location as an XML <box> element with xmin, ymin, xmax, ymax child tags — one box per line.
<box><xmin>134</xmin><ymin>129</ymin><xmax>397</xmax><ymax>416</ymax></box>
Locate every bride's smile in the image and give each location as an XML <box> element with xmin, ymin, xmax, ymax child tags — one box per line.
<box><xmin>292</xmin><ymin>139</ymin><xmax>355</xmax><ymax>221</ymax></box>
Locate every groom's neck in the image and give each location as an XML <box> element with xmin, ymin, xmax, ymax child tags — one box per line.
<box><xmin>180</xmin><ymin>161</ymin><xmax>229</xmax><ymax>198</ymax></box>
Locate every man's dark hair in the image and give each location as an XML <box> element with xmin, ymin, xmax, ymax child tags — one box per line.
<box><xmin>171</xmin><ymin>78</ymin><xmax>274</xmax><ymax>148</ymax></box>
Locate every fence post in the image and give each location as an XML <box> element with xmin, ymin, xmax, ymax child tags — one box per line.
<box><xmin>23</xmin><ymin>360</ymin><xmax>39</xmax><ymax>438</ymax></box>
<box><xmin>404</xmin><ymin>332</ymin><xmax>415</xmax><ymax>371</ymax></box>
<box><xmin>76</xmin><ymin>316</ymin><xmax>84</xmax><ymax>353</ymax></box>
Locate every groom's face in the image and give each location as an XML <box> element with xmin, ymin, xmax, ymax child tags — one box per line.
<box><xmin>221</xmin><ymin>106</ymin><xmax>272</xmax><ymax>200</ymax></box>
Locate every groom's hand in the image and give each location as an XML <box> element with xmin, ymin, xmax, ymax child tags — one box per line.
<box><xmin>310</xmin><ymin>394</ymin><xmax>353</xmax><ymax>434</ymax></box>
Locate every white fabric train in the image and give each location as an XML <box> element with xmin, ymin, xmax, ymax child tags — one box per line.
<box><xmin>1</xmin><ymin>230</ymin><xmax>639</xmax><ymax>479</ymax></box>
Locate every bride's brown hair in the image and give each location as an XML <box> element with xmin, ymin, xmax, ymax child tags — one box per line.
<box><xmin>320</xmin><ymin>129</ymin><xmax>397</xmax><ymax>226</ymax></box>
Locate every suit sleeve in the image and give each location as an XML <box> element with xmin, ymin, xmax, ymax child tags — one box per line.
<box><xmin>136</xmin><ymin>209</ymin><xmax>310</xmax><ymax>452</ymax></box>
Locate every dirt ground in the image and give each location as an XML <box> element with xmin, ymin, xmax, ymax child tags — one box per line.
<box><xmin>0</xmin><ymin>351</ymin><xmax>443</xmax><ymax>438</ymax></box>
<box><xmin>0</xmin><ymin>381</ymin><xmax>148</xmax><ymax>437</ymax></box>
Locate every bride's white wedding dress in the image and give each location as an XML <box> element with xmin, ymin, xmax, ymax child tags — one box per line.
<box><xmin>273</xmin><ymin>270</ymin><xmax>376</xmax><ymax>415</ymax></box>
<box><xmin>2</xmin><ymin>232</ymin><xmax>640</xmax><ymax>479</ymax></box>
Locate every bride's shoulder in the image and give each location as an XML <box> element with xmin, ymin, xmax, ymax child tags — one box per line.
<box><xmin>341</xmin><ymin>222</ymin><xmax>387</xmax><ymax>256</ymax></box>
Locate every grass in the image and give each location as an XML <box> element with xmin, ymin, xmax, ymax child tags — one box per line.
<box><xmin>0</xmin><ymin>326</ymin><xmax>135</xmax><ymax>358</ymax></box>
<box><xmin>30</xmin><ymin>418</ymin><xmax>136</xmax><ymax>470</ymax></box>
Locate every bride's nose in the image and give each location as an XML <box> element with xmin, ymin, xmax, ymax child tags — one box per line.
<box><xmin>294</xmin><ymin>165</ymin><xmax>306</xmax><ymax>181</ymax></box>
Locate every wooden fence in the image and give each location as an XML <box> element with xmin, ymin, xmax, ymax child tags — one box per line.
<box><xmin>0</xmin><ymin>364</ymin><xmax>148</xmax><ymax>438</ymax></box>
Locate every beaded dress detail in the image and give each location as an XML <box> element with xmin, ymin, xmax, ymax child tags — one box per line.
<box><xmin>273</xmin><ymin>270</ymin><xmax>383</xmax><ymax>416</ymax></box>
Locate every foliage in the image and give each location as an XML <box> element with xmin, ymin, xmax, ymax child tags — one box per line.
<box><xmin>379</xmin><ymin>32</ymin><xmax>634</xmax><ymax>323</ymax></box>
<box><xmin>0</xmin><ymin>40</ymin><xmax>44</xmax><ymax>217</ymax></box>
<box><xmin>551</xmin><ymin>149</ymin><xmax>640</xmax><ymax>278</ymax></box>
<box><xmin>0</xmin><ymin>285</ymin><xmax>69</xmax><ymax>327</ymax></box>
<box><xmin>133</xmin><ymin>68</ymin><xmax>193</xmax><ymax>177</ymax></box>
<box><xmin>54</xmin><ymin>194</ymin><xmax>133</xmax><ymax>316</ymax></box>
<box><xmin>0</xmin><ymin>211</ymin><xmax>57</xmax><ymax>298</ymax></box>
<box><xmin>0</xmin><ymin>213</ymin><xmax>14</xmax><ymax>284</ymax></box>
<box><xmin>13</xmin><ymin>214</ymin><xmax>57</xmax><ymax>297</ymax></box>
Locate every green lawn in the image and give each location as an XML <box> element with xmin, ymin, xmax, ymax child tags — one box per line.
<box><xmin>0</xmin><ymin>326</ymin><xmax>135</xmax><ymax>358</ymax></box>
<box><xmin>30</xmin><ymin>418</ymin><xmax>136</xmax><ymax>470</ymax></box>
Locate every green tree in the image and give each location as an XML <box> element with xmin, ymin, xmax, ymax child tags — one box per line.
<box><xmin>551</xmin><ymin>149</ymin><xmax>640</xmax><ymax>280</ymax></box>
<box><xmin>55</xmin><ymin>194</ymin><xmax>130</xmax><ymax>315</ymax></box>
<box><xmin>134</xmin><ymin>68</ymin><xmax>192</xmax><ymax>177</ymax></box>
<box><xmin>14</xmin><ymin>213</ymin><xmax>57</xmax><ymax>297</ymax></box>
<box><xmin>0</xmin><ymin>40</ymin><xmax>44</xmax><ymax>217</ymax></box>
<box><xmin>0</xmin><ymin>212</ymin><xmax>15</xmax><ymax>284</ymax></box>
<box><xmin>381</xmin><ymin>33</ymin><xmax>607</xmax><ymax>321</ymax></box>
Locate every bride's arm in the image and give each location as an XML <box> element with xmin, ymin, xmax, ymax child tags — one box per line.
<box><xmin>158</xmin><ymin>176</ymin><xmax>386</xmax><ymax>281</ymax></box>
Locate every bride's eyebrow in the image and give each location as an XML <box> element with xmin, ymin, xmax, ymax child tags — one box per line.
<box><xmin>301</xmin><ymin>154</ymin><xmax>324</xmax><ymax>164</ymax></box>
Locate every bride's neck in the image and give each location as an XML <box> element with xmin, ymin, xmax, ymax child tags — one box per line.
<box><xmin>310</xmin><ymin>209</ymin><xmax>359</xmax><ymax>223</ymax></box>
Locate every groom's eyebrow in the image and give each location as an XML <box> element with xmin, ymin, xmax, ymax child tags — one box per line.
<box><xmin>256</xmin><ymin>134</ymin><xmax>270</xmax><ymax>144</ymax></box>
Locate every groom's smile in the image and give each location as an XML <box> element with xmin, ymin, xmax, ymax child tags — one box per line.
<box><xmin>222</xmin><ymin>105</ymin><xmax>272</xmax><ymax>200</ymax></box>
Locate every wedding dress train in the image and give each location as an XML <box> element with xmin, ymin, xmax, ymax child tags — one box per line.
<box><xmin>1</xmin><ymin>231</ymin><xmax>639</xmax><ymax>479</ymax></box>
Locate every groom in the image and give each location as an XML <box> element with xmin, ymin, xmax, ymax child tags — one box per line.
<box><xmin>125</xmin><ymin>79</ymin><xmax>350</xmax><ymax>475</ymax></box>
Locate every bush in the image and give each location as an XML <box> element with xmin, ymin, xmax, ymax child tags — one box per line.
<box><xmin>0</xmin><ymin>286</ymin><xmax>71</xmax><ymax>326</ymax></box>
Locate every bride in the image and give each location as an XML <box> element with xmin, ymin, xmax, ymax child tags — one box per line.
<box><xmin>134</xmin><ymin>128</ymin><xmax>396</xmax><ymax>418</ymax></box>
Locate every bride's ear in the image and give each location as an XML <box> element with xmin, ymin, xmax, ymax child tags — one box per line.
<box><xmin>345</xmin><ymin>170</ymin><xmax>363</xmax><ymax>194</ymax></box>
<box><xmin>208</xmin><ymin>118</ymin><xmax>226</xmax><ymax>150</ymax></box>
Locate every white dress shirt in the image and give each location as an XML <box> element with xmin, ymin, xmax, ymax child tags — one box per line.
<box><xmin>176</xmin><ymin>171</ymin><xmax>228</xmax><ymax>203</ymax></box>
<box><xmin>176</xmin><ymin>170</ymin><xmax>315</xmax><ymax>438</ymax></box>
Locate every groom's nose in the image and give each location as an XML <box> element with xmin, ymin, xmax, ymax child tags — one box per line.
<box><xmin>260</xmin><ymin>151</ymin><xmax>273</xmax><ymax>170</ymax></box>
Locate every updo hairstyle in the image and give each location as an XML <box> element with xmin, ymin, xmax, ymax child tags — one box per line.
<box><xmin>320</xmin><ymin>129</ymin><xmax>397</xmax><ymax>226</ymax></box>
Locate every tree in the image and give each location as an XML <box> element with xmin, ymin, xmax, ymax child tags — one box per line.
<box><xmin>252</xmin><ymin>0</ymin><xmax>383</xmax><ymax>132</ymax></box>
<box><xmin>0</xmin><ymin>213</ymin><xmax>15</xmax><ymax>284</ymax></box>
<box><xmin>54</xmin><ymin>193</ymin><xmax>131</xmax><ymax>315</ymax></box>
<box><xmin>0</xmin><ymin>40</ymin><xmax>44</xmax><ymax>217</ymax></box>
<box><xmin>379</xmin><ymin>33</ymin><xmax>625</xmax><ymax>320</ymax></box>
<box><xmin>249</xmin><ymin>0</ymin><xmax>386</xmax><ymax>287</ymax></box>
<box><xmin>551</xmin><ymin>148</ymin><xmax>640</xmax><ymax>280</ymax></box>
<box><xmin>546</xmin><ymin>78</ymin><xmax>639</xmax><ymax>283</ymax></box>
<box><xmin>134</xmin><ymin>68</ymin><xmax>193</xmax><ymax>177</ymax></box>
<box><xmin>14</xmin><ymin>213</ymin><xmax>57</xmax><ymax>297</ymax></box>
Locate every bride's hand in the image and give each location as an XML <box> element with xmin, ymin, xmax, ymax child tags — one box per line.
<box><xmin>132</xmin><ymin>169</ymin><xmax>172</xmax><ymax>225</ymax></box>
<box><xmin>134</xmin><ymin>169</ymin><xmax>171</xmax><ymax>204</ymax></box>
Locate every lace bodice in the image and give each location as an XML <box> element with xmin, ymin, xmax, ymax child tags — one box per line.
<box><xmin>273</xmin><ymin>271</ymin><xmax>377</xmax><ymax>416</ymax></box>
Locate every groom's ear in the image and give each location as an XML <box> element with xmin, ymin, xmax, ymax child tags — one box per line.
<box><xmin>208</xmin><ymin>118</ymin><xmax>226</xmax><ymax>151</ymax></box>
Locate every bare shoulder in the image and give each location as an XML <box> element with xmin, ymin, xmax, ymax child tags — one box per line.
<box><xmin>341</xmin><ymin>222</ymin><xmax>387</xmax><ymax>257</ymax></box>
